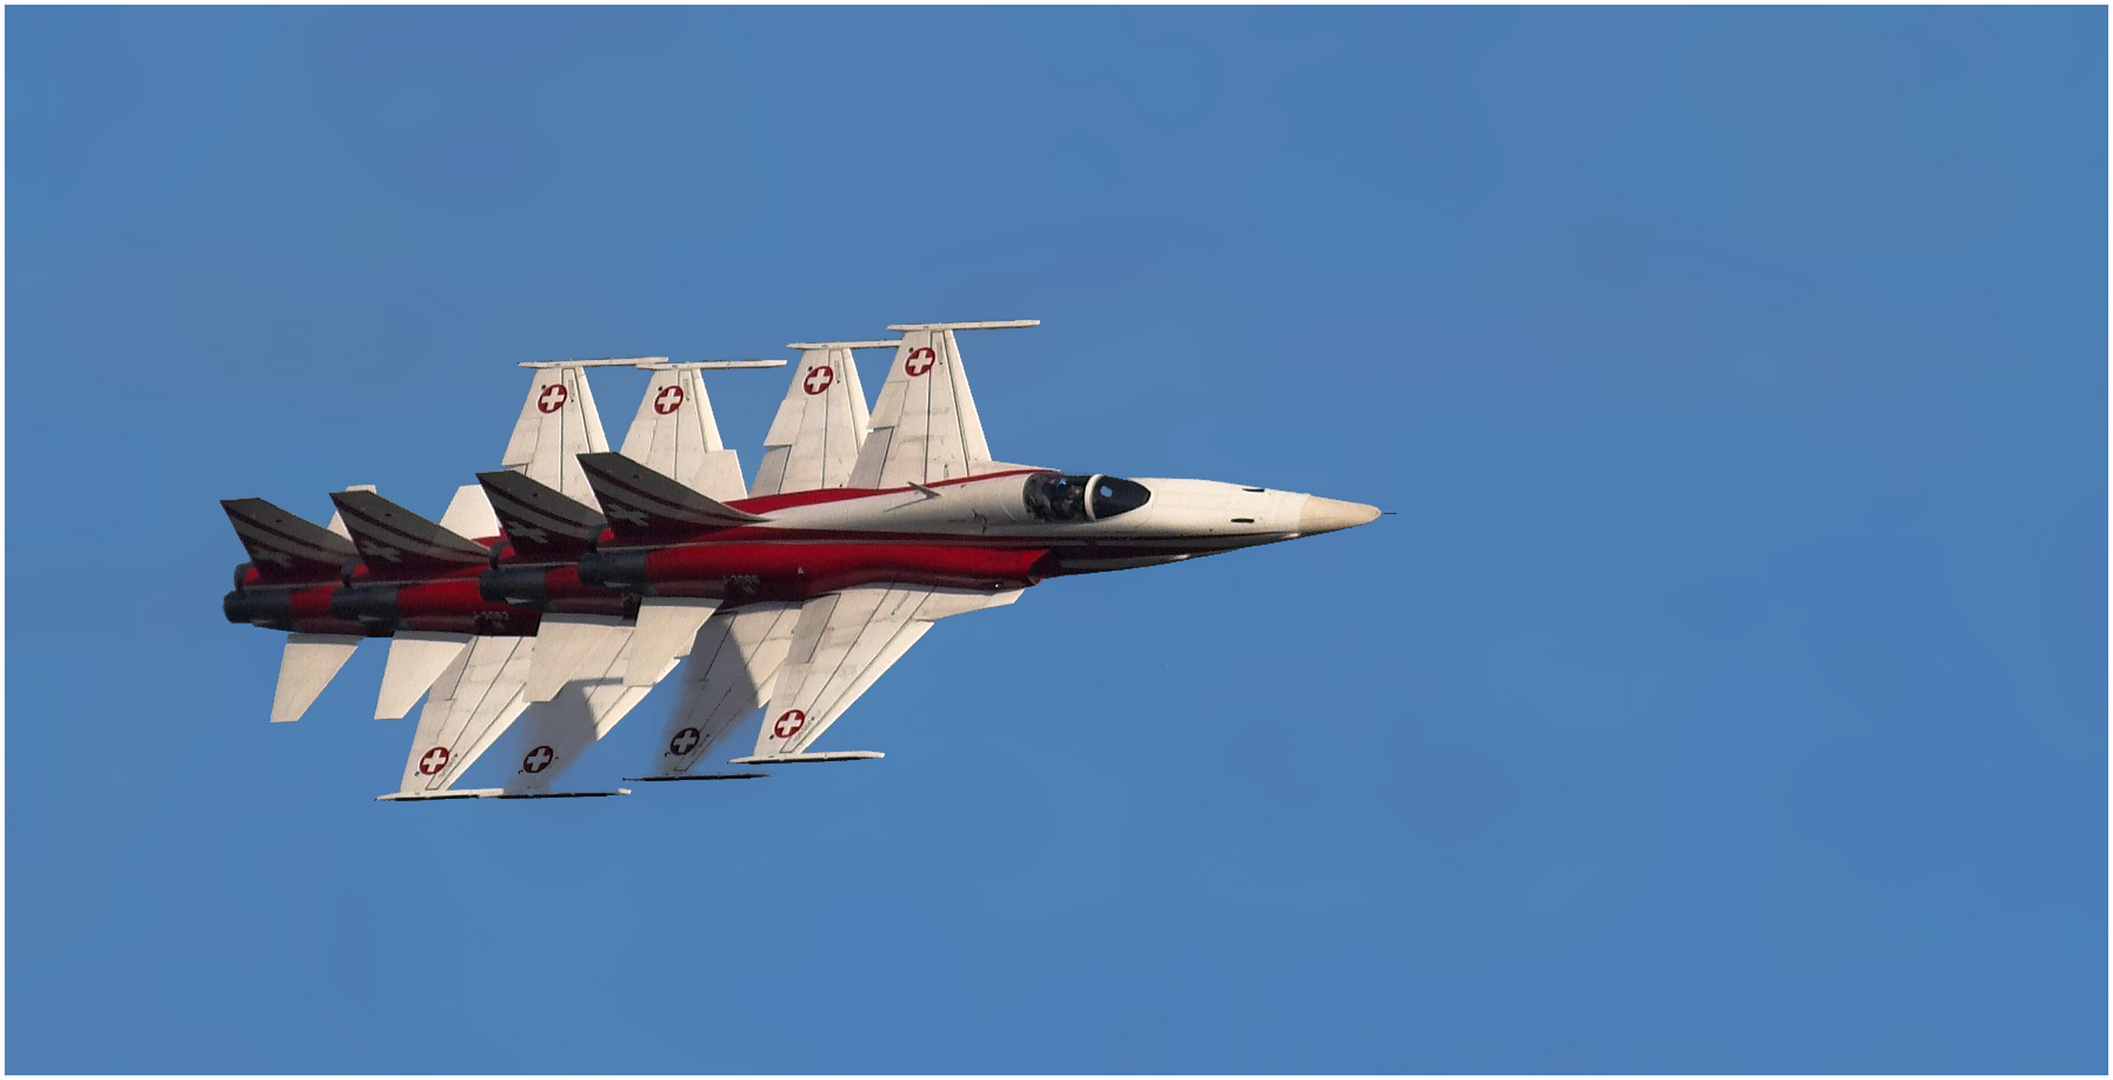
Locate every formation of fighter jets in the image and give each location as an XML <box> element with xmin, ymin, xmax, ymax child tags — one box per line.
<box><xmin>221</xmin><ymin>321</ymin><xmax>1381</xmax><ymax>800</ymax></box>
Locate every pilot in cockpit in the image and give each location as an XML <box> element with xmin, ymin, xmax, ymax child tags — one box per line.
<box><xmin>1023</xmin><ymin>473</ymin><xmax>1150</xmax><ymax>523</ymax></box>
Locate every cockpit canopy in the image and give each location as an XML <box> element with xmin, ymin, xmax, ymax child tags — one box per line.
<box><xmin>1023</xmin><ymin>473</ymin><xmax>1152</xmax><ymax>523</ymax></box>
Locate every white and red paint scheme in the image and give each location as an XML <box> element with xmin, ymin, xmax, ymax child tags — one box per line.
<box><xmin>221</xmin><ymin>321</ymin><xmax>1377</xmax><ymax>799</ymax></box>
<box><xmin>575</xmin><ymin>464</ymin><xmax>1375</xmax><ymax>598</ymax></box>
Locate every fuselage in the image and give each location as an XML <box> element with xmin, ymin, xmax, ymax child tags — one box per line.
<box><xmin>222</xmin><ymin>468</ymin><xmax>1378</xmax><ymax>635</ymax></box>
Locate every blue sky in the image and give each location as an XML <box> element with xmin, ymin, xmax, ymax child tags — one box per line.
<box><xmin>6</xmin><ymin>6</ymin><xmax>2104</xmax><ymax>1073</ymax></box>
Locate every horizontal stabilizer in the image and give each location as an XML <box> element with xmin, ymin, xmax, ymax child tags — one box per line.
<box><xmin>576</xmin><ymin>452</ymin><xmax>767</xmax><ymax>544</ymax></box>
<box><xmin>494</xmin><ymin>789</ymin><xmax>631</xmax><ymax>799</ymax></box>
<box><xmin>476</xmin><ymin>470</ymin><xmax>607</xmax><ymax>561</ymax></box>
<box><xmin>729</xmin><ymin>751</ymin><xmax>884</xmax><ymax>764</ymax></box>
<box><xmin>626</xmin><ymin>772</ymin><xmax>770</xmax><ymax>782</ymax></box>
<box><xmin>376</xmin><ymin>632</ymin><xmax>471</xmax><ymax>719</ymax></box>
<box><xmin>328</xmin><ymin>490</ymin><xmax>493</xmax><ymax>577</ymax></box>
<box><xmin>223</xmin><ymin>499</ymin><xmax>355</xmax><ymax>583</ymax></box>
<box><xmin>523</xmin><ymin>614</ymin><xmax>627</xmax><ymax>702</ymax></box>
<box><xmin>626</xmin><ymin>598</ymin><xmax>720</xmax><ymax>686</ymax></box>
<box><xmin>272</xmin><ymin>633</ymin><xmax>361</xmax><ymax>722</ymax></box>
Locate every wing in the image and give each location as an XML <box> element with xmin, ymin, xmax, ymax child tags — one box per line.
<box><xmin>736</xmin><ymin>585</ymin><xmax>1024</xmax><ymax>763</ymax></box>
<box><xmin>389</xmin><ymin>635</ymin><xmax>535</xmax><ymax>797</ymax></box>
<box><xmin>504</xmin><ymin>596</ymin><xmax>751</xmax><ymax>791</ymax></box>
<box><xmin>389</xmin><ymin>613</ymin><xmax>700</xmax><ymax>798</ymax></box>
<box><xmin>749</xmin><ymin>341</ymin><xmax>889</xmax><ymax>497</ymax></box>
<box><xmin>619</xmin><ymin>365</ymin><xmax>748</xmax><ymax>503</ymax></box>
<box><xmin>499</xmin><ymin>363</ymin><xmax>614</xmax><ymax>510</ymax></box>
<box><xmin>435</xmin><ymin>484</ymin><xmax>501</xmax><ymax>544</ymax></box>
<box><xmin>496</xmin><ymin>625</ymin><xmax>669</xmax><ymax>795</ymax></box>
<box><xmin>634</xmin><ymin>603</ymin><xmax>803</xmax><ymax>778</ymax></box>
<box><xmin>847</xmin><ymin>321</ymin><xmax>1034</xmax><ymax>489</ymax></box>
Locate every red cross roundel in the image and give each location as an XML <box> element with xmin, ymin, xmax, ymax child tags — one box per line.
<box><xmin>773</xmin><ymin>710</ymin><xmax>807</xmax><ymax>739</ymax></box>
<box><xmin>904</xmin><ymin>348</ymin><xmax>936</xmax><ymax>377</ymax></box>
<box><xmin>653</xmin><ymin>384</ymin><xmax>685</xmax><ymax>415</ymax></box>
<box><xmin>522</xmin><ymin>745</ymin><xmax>555</xmax><ymax>774</ymax></box>
<box><xmin>669</xmin><ymin>727</ymin><xmax>701</xmax><ymax>756</ymax></box>
<box><xmin>537</xmin><ymin>383</ymin><xmax>569</xmax><ymax>414</ymax></box>
<box><xmin>803</xmin><ymin>365</ymin><xmax>835</xmax><ymax>395</ymax></box>
<box><xmin>418</xmin><ymin>746</ymin><xmax>451</xmax><ymax>775</ymax></box>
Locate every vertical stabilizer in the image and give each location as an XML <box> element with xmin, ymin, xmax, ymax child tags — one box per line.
<box><xmin>323</xmin><ymin>484</ymin><xmax>379</xmax><ymax>541</ymax></box>
<box><xmin>475</xmin><ymin>470</ymin><xmax>607</xmax><ymax>561</ymax></box>
<box><xmin>327</xmin><ymin>490</ymin><xmax>492</xmax><ymax>577</ymax></box>
<box><xmin>222</xmin><ymin>498</ymin><xmax>357</xmax><ymax>585</ymax></box>
<box><xmin>575</xmin><ymin>453</ymin><xmax>767</xmax><ymax>546</ymax></box>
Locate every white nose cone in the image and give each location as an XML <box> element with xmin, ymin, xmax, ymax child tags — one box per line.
<box><xmin>1298</xmin><ymin>496</ymin><xmax>1382</xmax><ymax>535</ymax></box>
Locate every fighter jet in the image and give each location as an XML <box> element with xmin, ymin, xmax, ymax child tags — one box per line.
<box><xmin>221</xmin><ymin>320</ymin><xmax>1379</xmax><ymax>799</ymax></box>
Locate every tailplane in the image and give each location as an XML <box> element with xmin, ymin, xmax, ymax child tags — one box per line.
<box><xmin>270</xmin><ymin>632</ymin><xmax>362</xmax><ymax>723</ymax></box>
